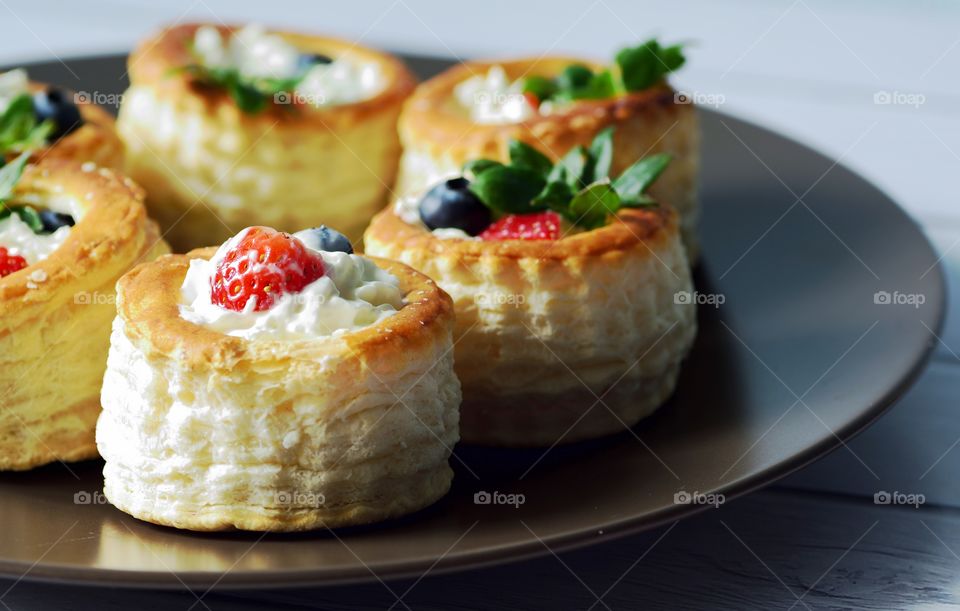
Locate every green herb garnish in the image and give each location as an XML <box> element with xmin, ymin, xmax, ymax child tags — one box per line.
<box><xmin>179</xmin><ymin>64</ymin><xmax>304</xmax><ymax>114</ymax></box>
<box><xmin>0</xmin><ymin>152</ymin><xmax>50</xmax><ymax>234</ymax></box>
<box><xmin>522</xmin><ymin>38</ymin><xmax>685</xmax><ymax>105</ymax></box>
<box><xmin>463</xmin><ymin>129</ymin><xmax>670</xmax><ymax>230</ymax></box>
<box><xmin>0</xmin><ymin>95</ymin><xmax>53</xmax><ymax>154</ymax></box>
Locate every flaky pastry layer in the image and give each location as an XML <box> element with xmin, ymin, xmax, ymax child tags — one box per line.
<box><xmin>0</xmin><ymin>160</ymin><xmax>169</xmax><ymax>470</ymax></box>
<box><xmin>97</xmin><ymin>250</ymin><xmax>460</xmax><ymax>531</ymax></box>
<box><xmin>117</xmin><ymin>24</ymin><xmax>416</xmax><ymax>252</ymax></box>
<box><xmin>395</xmin><ymin>57</ymin><xmax>700</xmax><ymax>259</ymax></box>
<box><xmin>364</xmin><ymin>206</ymin><xmax>697</xmax><ymax>446</ymax></box>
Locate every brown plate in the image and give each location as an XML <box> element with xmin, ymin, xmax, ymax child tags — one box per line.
<box><xmin>0</xmin><ymin>54</ymin><xmax>945</xmax><ymax>588</ymax></box>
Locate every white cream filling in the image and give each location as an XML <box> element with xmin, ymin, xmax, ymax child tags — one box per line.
<box><xmin>0</xmin><ymin>69</ymin><xmax>28</xmax><ymax>114</ymax></box>
<box><xmin>454</xmin><ymin>65</ymin><xmax>537</xmax><ymax>124</ymax></box>
<box><xmin>192</xmin><ymin>24</ymin><xmax>384</xmax><ymax>107</ymax></box>
<box><xmin>394</xmin><ymin>195</ymin><xmax>476</xmax><ymax>240</ymax></box>
<box><xmin>179</xmin><ymin>228</ymin><xmax>404</xmax><ymax>340</ymax></box>
<box><xmin>0</xmin><ymin>213</ymin><xmax>70</xmax><ymax>265</ymax></box>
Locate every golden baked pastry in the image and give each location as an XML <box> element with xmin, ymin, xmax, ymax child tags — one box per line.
<box><xmin>96</xmin><ymin>229</ymin><xmax>460</xmax><ymax>531</ymax></box>
<box><xmin>365</xmin><ymin>203</ymin><xmax>697</xmax><ymax>446</ymax></box>
<box><xmin>0</xmin><ymin>159</ymin><xmax>168</xmax><ymax>470</ymax></box>
<box><xmin>396</xmin><ymin>55</ymin><xmax>700</xmax><ymax>258</ymax></box>
<box><xmin>117</xmin><ymin>23</ymin><xmax>416</xmax><ymax>252</ymax></box>
<box><xmin>0</xmin><ymin>69</ymin><xmax>122</xmax><ymax>168</ymax></box>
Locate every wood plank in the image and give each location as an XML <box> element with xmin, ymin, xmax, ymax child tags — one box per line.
<box><xmin>2</xmin><ymin>490</ymin><xmax>957</xmax><ymax>609</ymax></box>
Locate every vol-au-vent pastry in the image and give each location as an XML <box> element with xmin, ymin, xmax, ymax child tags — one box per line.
<box><xmin>0</xmin><ymin>68</ymin><xmax>123</xmax><ymax>168</ymax></box>
<box><xmin>396</xmin><ymin>38</ymin><xmax>700</xmax><ymax>258</ymax></box>
<box><xmin>96</xmin><ymin>225</ymin><xmax>460</xmax><ymax>531</ymax></box>
<box><xmin>117</xmin><ymin>23</ymin><xmax>416</xmax><ymax>252</ymax></box>
<box><xmin>365</xmin><ymin>130</ymin><xmax>697</xmax><ymax>446</ymax></box>
<box><xmin>0</xmin><ymin>156</ymin><xmax>168</xmax><ymax>470</ymax></box>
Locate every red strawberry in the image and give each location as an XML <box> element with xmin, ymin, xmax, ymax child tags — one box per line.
<box><xmin>210</xmin><ymin>227</ymin><xmax>325</xmax><ymax>312</ymax></box>
<box><xmin>0</xmin><ymin>247</ymin><xmax>27</xmax><ymax>277</ymax></box>
<box><xmin>479</xmin><ymin>211</ymin><xmax>561</xmax><ymax>241</ymax></box>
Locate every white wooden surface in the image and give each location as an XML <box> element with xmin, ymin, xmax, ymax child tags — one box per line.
<box><xmin>0</xmin><ymin>0</ymin><xmax>958</xmax><ymax>230</ymax></box>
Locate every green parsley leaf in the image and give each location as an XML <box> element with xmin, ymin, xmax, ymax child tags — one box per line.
<box><xmin>468</xmin><ymin>165</ymin><xmax>546</xmax><ymax>214</ymax></box>
<box><xmin>522</xmin><ymin>76</ymin><xmax>558</xmax><ymax>100</ymax></box>
<box><xmin>531</xmin><ymin>180</ymin><xmax>574</xmax><ymax>212</ymax></box>
<box><xmin>12</xmin><ymin>205</ymin><xmax>43</xmax><ymax>232</ymax></box>
<box><xmin>508</xmin><ymin>139</ymin><xmax>553</xmax><ymax>177</ymax></box>
<box><xmin>0</xmin><ymin>94</ymin><xmax>53</xmax><ymax>154</ymax></box>
<box><xmin>587</xmin><ymin>127</ymin><xmax>614</xmax><ymax>182</ymax></box>
<box><xmin>0</xmin><ymin>152</ymin><xmax>31</xmax><ymax>202</ymax></box>
<box><xmin>615</xmin><ymin>39</ymin><xmax>686</xmax><ymax>92</ymax></box>
<box><xmin>463</xmin><ymin>158</ymin><xmax>503</xmax><ymax>177</ymax></box>
<box><xmin>557</xmin><ymin>64</ymin><xmax>594</xmax><ymax>90</ymax></box>
<box><xmin>612</xmin><ymin>152</ymin><xmax>672</xmax><ymax>204</ymax></box>
<box><xmin>568</xmin><ymin>181</ymin><xmax>621</xmax><ymax>229</ymax></box>
<box><xmin>548</xmin><ymin>145</ymin><xmax>591</xmax><ymax>189</ymax></box>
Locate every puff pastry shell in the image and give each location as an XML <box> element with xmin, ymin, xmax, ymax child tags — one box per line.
<box><xmin>364</xmin><ymin>205</ymin><xmax>697</xmax><ymax>446</ymax></box>
<box><xmin>96</xmin><ymin>250</ymin><xmax>460</xmax><ymax>531</ymax></box>
<box><xmin>0</xmin><ymin>160</ymin><xmax>168</xmax><ymax>470</ymax></box>
<box><xmin>117</xmin><ymin>24</ymin><xmax>416</xmax><ymax>252</ymax></box>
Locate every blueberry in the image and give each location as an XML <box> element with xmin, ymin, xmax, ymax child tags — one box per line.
<box><xmin>38</xmin><ymin>210</ymin><xmax>74</xmax><ymax>233</ymax></box>
<box><xmin>298</xmin><ymin>53</ymin><xmax>334</xmax><ymax>72</ymax></box>
<box><xmin>32</xmin><ymin>88</ymin><xmax>83</xmax><ymax>140</ymax></box>
<box><xmin>418</xmin><ymin>177</ymin><xmax>492</xmax><ymax>236</ymax></box>
<box><xmin>298</xmin><ymin>225</ymin><xmax>353</xmax><ymax>254</ymax></box>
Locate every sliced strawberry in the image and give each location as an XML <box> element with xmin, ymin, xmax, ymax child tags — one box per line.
<box><xmin>210</xmin><ymin>226</ymin><xmax>325</xmax><ymax>312</ymax></box>
<box><xmin>0</xmin><ymin>246</ymin><xmax>27</xmax><ymax>277</ymax></box>
<box><xmin>479</xmin><ymin>211</ymin><xmax>561</xmax><ymax>241</ymax></box>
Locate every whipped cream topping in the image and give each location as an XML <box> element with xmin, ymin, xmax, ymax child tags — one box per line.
<box><xmin>179</xmin><ymin>228</ymin><xmax>404</xmax><ymax>341</ymax></box>
<box><xmin>394</xmin><ymin>195</ymin><xmax>476</xmax><ymax>240</ymax></box>
<box><xmin>454</xmin><ymin>66</ymin><xmax>538</xmax><ymax>124</ymax></box>
<box><xmin>192</xmin><ymin>24</ymin><xmax>385</xmax><ymax>107</ymax></box>
<box><xmin>0</xmin><ymin>213</ymin><xmax>71</xmax><ymax>265</ymax></box>
<box><xmin>0</xmin><ymin>69</ymin><xmax>29</xmax><ymax>114</ymax></box>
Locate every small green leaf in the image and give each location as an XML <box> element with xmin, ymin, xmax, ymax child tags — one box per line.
<box><xmin>557</xmin><ymin>64</ymin><xmax>594</xmax><ymax>90</ymax></box>
<box><xmin>616</xmin><ymin>39</ymin><xmax>686</xmax><ymax>92</ymax></box>
<box><xmin>522</xmin><ymin>76</ymin><xmax>558</xmax><ymax>101</ymax></box>
<box><xmin>0</xmin><ymin>152</ymin><xmax>32</xmax><ymax>201</ymax></box>
<box><xmin>569</xmin><ymin>70</ymin><xmax>617</xmax><ymax>100</ymax></box>
<box><xmin>548</xmin><ymin>145</ymin><xmax>591</xmax><ymax>189</ymax></box>
<box><xmin>531</xmin><ymin>180</ymin><xmax>573</xmax><ymax>213</ymax></box>
<box><xmin>468</xmin><ymin>165</ymin><xmax>546</xmax><ymax>214</ymax></box>
<box><xmin>229</xmin><ymin>81</ymin><xmax>267</xmax><ymax>114</ymax></box>
<box><xmin>12</xmin><ymin>205</ymin><xmax>43</xmax><ymax>232</ymax></box>
<box><xmin>568</xmin><ymin>182</ymin><xmax>621</xmax><ymax>229</ymax></box>
<box><xmin>463</xmin><ymin>158</ymin><xmax>503</xmax><ymax>177</ymax></box>
<box><xmin>588</xmin><ymin>127</ymin><xmax>615</xmax><ymax>181</ymax></box>
<box><xmin>612</xmin><ymin>153</ymin><xmax>672</xmax><ymax>203</ymax></box>
<box><xmin>508</xmin><ymin>139</ymin><xmax>553</xmax><ymax>177</ymax></box>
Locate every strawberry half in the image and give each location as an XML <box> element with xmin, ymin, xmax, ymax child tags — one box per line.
<box><xmin>210</xmin><ymin>227</ymin><xmax>325</xmax><ymax>312</ymax></box>
<box><xmin>0</xmin><ymin>246</ymin><xmax>27</xmax><ymax>277</ymax></box>
<box><xmin>479</xmin><ymin>211</ymin><xmax>561</xmax><ymax>241</ymax></box>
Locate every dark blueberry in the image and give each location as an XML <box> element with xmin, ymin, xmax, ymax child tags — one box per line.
<box><xmin>38</xmin><ymin>210</ymin><xmax>75</xmax><ymax>233</ymax></box>
<box><xmin>303</xmin><ymin>225</ymin><xmax>353</xmax><ymax>254</ymax></box>
<box><xmin>298</xmin><ymin>53</ymin><xmax>334</xmax><ymax>72</ymax></box>
<box><xmin>33</xmin><ymin>88</ymin><xmax>83</xmax><ymax>140</ymax></box>
<box><xmin>418</xmin><ymin>177</ymin><xmax>492</xmax><ymax>236</ymax></box>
